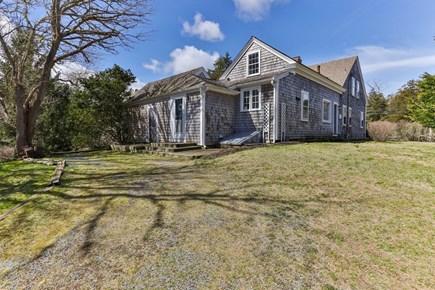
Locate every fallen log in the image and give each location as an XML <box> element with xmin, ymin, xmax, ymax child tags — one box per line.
<box><xmin>48</xmin><ymin>160</ymin><xmax>67</xmax><ymax>186</ymax></box>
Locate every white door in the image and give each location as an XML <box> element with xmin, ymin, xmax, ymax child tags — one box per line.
<box><xmin>171</xmin><ymin>96</ymin><xmax>186</xmax><ymax>142</ymax></box>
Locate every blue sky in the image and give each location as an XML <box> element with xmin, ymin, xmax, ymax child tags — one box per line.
<box><xmin>98</xmin><ymin>0</ymin><xmax>435</xmax><ymax>96</ymax></box>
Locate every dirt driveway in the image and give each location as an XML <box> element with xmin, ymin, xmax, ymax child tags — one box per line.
<box><xmin>1</xmin><ymin>152</ymin><xmax>316</xmax><ymax>289</ymax></box>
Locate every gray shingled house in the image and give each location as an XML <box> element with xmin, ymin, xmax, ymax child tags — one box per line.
<box><xmin>128</xmin><ymin>36</ymin><xmax>367</xmax><ymax>147</ymax></box>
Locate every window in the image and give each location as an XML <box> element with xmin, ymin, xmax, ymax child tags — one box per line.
<box><xmin>349</xmin><ymin>107</ymin><xmax>353</xmax><ymax>126</ymax></box>
<box><xmin>360</xmin><ymin>111</ymin><xmax>364</xmax><ymax>128</ymax></box>
<box><xmin>356</xmin><ymin>80</ymin><xmax>361</xmax><ymax>99</ymax></box>
<box><xmin>351</xmin><ymin>77</ymin><xmax>356</xmax><ymax>97</ymax></box>
<box><xmin>342</xmin><ymin>105</ymin><xmax>347</xmax><ymax>126</ymax></box>
<box><xmin>322</xmin><ymin>99</ymin><xmax>332</xmax><ymax>123</ymax></box>
<box><xmin>301</xmin><ymin>91</ymin><xmax>309</xmax><ymax>121</ymax></box>
<box><xmin>247</xmin><ymin>51</ymin><xmax>260</xmax><ymax>76</ymax></box>
<box><xmin>240</xmin><ymin>87</ymin><xmax>261</xmax><ymax>112</ymax></box>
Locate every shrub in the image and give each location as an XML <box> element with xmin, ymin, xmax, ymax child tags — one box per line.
<box><xmin>367</xmin><ymin>121</ymin><xmax>397</xmax><ymax>142</ymax></box>
<box><xmin>0</xmin><ymin>146</ymin><xmax>15</xmax><ymax>161</ymax></box>
<box><xmin>395</xmin><ymin>121</ymin><xmax>424</xmax><ymax>141</ymax></box>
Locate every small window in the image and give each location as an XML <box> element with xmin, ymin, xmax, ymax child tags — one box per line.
<box><xmin>351</xmin><ymin>77</ymin><xmax>356</xmax><ymax>97</ymax></box>
<box><xmin>360</xmin><ymin>111</ymin><xmax>364</xmax><ymax>128</ymax></box>
<box><xmin>322</xmin><ymin>99</ymin><xmax>332</xmax><ymax>123</ymax></box>
<box><xmin>349</xmin><ymin>107</ymin><xmax>353</xmax><ymax>126</ymax></box>
<box><xmin>240</xmin><ymin>87</ymin><xmax>261</xmax><ymax>112</ymax></box>
<box><xmin>301</xmin><ymin>91</ymin><xmax>309</xmax><ymax>121</ymax></box>
<box><xmin>247</xmin><ymin>51</ymin><xmax>260</xmax><ymax>76</ymax></box>
<box><xmin>342</xmin><ymin>105</ymin><xmax>347</xmax><ymax>126</ymax></box>
<box><xmin>356</xmin><ymin>80</ymin><xmax>360</xmax><ymax>99</ymax></box>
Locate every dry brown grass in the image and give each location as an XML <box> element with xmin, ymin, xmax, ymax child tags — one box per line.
<box><xmin>0</xmin><ymin>143</ymin><xmax>434</xmax><ymax>289</ymax></box>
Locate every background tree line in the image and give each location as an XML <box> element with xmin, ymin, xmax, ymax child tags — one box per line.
<box><xmin>366</xmin><ymin>73</ymin><xmax>434</xmax><ymax>141</ymax></box>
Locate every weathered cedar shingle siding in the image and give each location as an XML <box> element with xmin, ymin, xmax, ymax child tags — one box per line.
<box><xmin>185</xmin><ymin>93</ymin><xmax>201</xmax><ymax>144</ymax></box>
<box><xmin>235</xmin><ymin>85</ymin><xmax>274</xmax><ymax>133</ymax></box>
<box><xmin>279</xmin><ymin>74</ymin><xmax>340</xmax><ymax>139</ymax></box>
<box><xmin>129</xmin><ymin>106</ymin><xmax>149</xmax><ymax>142</ymax></box>
<box><xmin>341</xmin><ymin>62</ymin><xmax>366</xmax><ymax>140</ymax></box>
<box><xmin>227</xmin><ymin>43</ymin><xmax>291</xmax><ymax>81</ymax></box>
<box><xmin>205</xmin><ymin>92</ymin><xmax>237</xmax><ymax>145</ymax></box>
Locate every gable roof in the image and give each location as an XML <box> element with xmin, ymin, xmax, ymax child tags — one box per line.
<box><xmin>219</xmin><ymin>36</ymin><xmax>296</xmax><ymax>81</ymax></box>
<box><xmin>308</xmin><ymin>56</ymin><xmax>358</xmax><ymax>86</ymax></box>
<box><xmin>129</xmin><ymin>67</ymin><xmax>218</xmax><ymax>103</ymax></box>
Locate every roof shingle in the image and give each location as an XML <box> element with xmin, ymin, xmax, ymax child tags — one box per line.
<box><xmin>308</xmin><ymin>56</ymin><xmax>357</xmax><ymax>86</ymax></box>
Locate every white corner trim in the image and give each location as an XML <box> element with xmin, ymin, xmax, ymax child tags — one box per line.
<box><xmin>199</xmin><ymin>84</ymin><xmax>208</xmax><ymax>147</ymax></box>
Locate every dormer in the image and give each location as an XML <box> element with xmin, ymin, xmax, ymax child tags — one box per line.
<box><xmin>220</xmin><ymin>36</ymin><xmax>296</xmax><ymax>82</ymax></box>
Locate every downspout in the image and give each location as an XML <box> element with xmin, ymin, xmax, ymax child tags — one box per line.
<box><xmin>199</xmin><ymin>84</ymin><xmax>208</xmax><ymax>147</ymax></box>
<box><xmin>271</xmin><ymin>77</ymin><xmax>279</xmax><ymax>143</ymax></box>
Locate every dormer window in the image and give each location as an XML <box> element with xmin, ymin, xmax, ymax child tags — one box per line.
<box><xmin>247</xmin><ymin>51</ymin><xmax>260</xmax><ymax>76</ymax></box>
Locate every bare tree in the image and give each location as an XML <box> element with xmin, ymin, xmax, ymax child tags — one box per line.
<box><xmin>0</xmin><ymin>0</ymin><xmax>152</xmax><ymax>154</ymax></box>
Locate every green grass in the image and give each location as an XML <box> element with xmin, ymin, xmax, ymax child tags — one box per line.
<box><xmin>0</xmin><ymin>160</ymin><xmax>53</xmax><ymax>215</ymax></box>
<box><xmin>0</xmin><ymin>142</ymin><xmax>434</xmax><ymax>288</ymax></box>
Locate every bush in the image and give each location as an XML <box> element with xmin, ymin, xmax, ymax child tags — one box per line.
<box><xmin>367</xmin><ymin>121</ymin><xmax>397</xmax><ymax>142</ymax></box>
<box><xmin>395</xmin><ymin>121</ymin><xmax>424</xmax><ymax>141</ymax></box>
<box><xmin>0</xmin><ymin>146</ymin><xmax>15</xmax><ymax>161</ymax></box>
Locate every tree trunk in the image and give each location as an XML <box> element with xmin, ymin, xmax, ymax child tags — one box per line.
<box><xmin>15</xmin><ymin>85</ymin><xmax>28</xmax><ymax>155</ymax></box>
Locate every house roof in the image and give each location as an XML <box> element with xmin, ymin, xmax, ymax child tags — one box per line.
<box><xmin>129</xmin><ymin>67</ymin><xmax>226</xmax><ymax>104</ymax></box>
<box><xmin>308</xmin><ymin>56</ymin><xmax>358</xmax><ymax>86</ymax></box>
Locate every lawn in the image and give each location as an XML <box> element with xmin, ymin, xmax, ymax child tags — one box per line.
<box><xmin>0</xmin><ymin>160</ymin><xmax>53</xmax><ymax>215</ymax></box>
<box><xmin>0</xmin><ymin>142</ymin><xmax>434</xmax><ymax>289</ymax></box>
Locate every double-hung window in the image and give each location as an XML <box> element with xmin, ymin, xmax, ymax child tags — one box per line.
<box><xmin>322</xmin><ymin>99</ymin><xmax>332</xmax><ymax>123</ymax></box>
<box><xmin>301</xmin><ymin>91</ymin><xmax>309</xmax><ymax>121</ymax></box>
<box><xmin>240</xmin><ymin>88</ymin><xmax>260</xmax><ymax>112</ymax></box>
<box><xmin>349</xmin><ymin>107</ymin><xmax>353</xmax><ymax>126</ymax></box>
<box><xmin>247</xmin><ymin>51</ymin><xmax>260</xmax><ymax>76</ymax></box>
<box><xmin>360</xmin><ymin>111</ymin><xmax>364</xmax><ymax>128</ymax></box>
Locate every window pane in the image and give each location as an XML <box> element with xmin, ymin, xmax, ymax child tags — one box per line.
<box><xmin>252</xmin><ymin>89</ymin><xmax>259</xmax><ymax>109</ymax></box>
<box><xmin>303</xmin><ymin>99</ymin><xmax>309</xmax><ymax>120</ymax></box>
<box><xmin>243</xmin><ymin>90</ymin><xmax>250</xmax><ymax>110</ymax></box>
<box><xmin>323</xmin><ymin>101</ymin><xmax>330</xmax><ymax>121</ymax></box>
<box><xmin>248</xmin><ymin>52</ymin><xmax>259</xmax><ymax>75</ymax></box>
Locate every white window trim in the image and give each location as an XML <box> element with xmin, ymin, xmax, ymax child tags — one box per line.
<box><xmin>322</xmin><ymin>99</ymin><xmax>332</xmax><ymax>123</ymax></box>
<box><xmin>342</xmin><ymin>105</ymin><xmax>347</xmax><ymax>126</ymax></box>
<box><xmin>360</xmin><ymin>111</ymin><xmax>364</xmax><ymax>129</ymax></box>
<box><xmin>246</xmin><ymin>50</ymin><xmax>261</xmax><ymax>77</ymax></box>
<box><xmin>301</xmin><ymin>90</ymin><xmax>309</xmax><ymax>122</ymax></box>
<box><xmin>351</xmin><ymin>77</ymin><xmax>356</xmax><ymax>97</ymax></box>
<box><xmin>349</xmin><ymin>107</ymin><xmax>353</xmax><ymax>127</ymax></box>
<box><xmin>240</xmin><ymin>87</ymin><xmax>261</xmax><ymax>112</ymax></box>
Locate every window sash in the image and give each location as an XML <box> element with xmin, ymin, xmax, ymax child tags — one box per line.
<box><xmin>241</xmin><ymin>88</ymin><xmax>261</xmax><ymax>112</ymax></box>
<box><xmin>322</xmin><ymin>100</ymin><xmax>331</xmax><ymax>122</ymax></box>
<box><xmin>342</xmin><ymin>105</ymin><xmax>347</xmax><ymax>126</ymax></box>
<box><xmin>247</xmin><ymin>52</ymin><xmax>260</xmax><ymax>76</ymax></box>
<box><xmin>351</xmin><ymin>77</ymin><xmax>356</xmax><ymax>96</ymax></box>
<box><xmin>360</xmin><ymin>111</ymin><xmax>364</xmax><ymax>128</ymax></box>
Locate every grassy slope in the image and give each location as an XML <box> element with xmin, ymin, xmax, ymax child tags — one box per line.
<box><xmin>0</xmin><ymin>143</ymin><xmax>434</xmax><ymax>289</ymax></box>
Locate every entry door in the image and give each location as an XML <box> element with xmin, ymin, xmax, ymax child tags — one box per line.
<box><xmin>171</xmin><ymin>96</ymin><xmax>186</xmax><ymax>142</ymax></box>
<box><xmin>333</xmin><ymin>103</ymin><xmax>339</xmax><ymax>135</ymax></box>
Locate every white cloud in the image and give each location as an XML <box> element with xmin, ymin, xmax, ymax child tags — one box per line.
<box><xmin>350</xmin><ymin>45</ymin><xmax>435</xmax><ymax>74</ymax></box>
<box><xmin>143</xmin><ymin>46</ymin><xmax>219</xmax><ymax>75</ymax></box>
<box><xmin>234</xmin><ymin>0</ymin><xmax>287</xmax><ymax>21</ymax></box>
<box><xmin>348</xmin><ymin>45</ymin><xmax>435</xmax><ymax>95</ymax></box>
<box><xmin>131</xmin><ymin>79</ymin><xmax>146</xmax><ymax>91</ymax></box>
<box><xmin>182</xmin><ymin>13</ymin><xmax>224</xmax><ymax>42</ymax></box>
<box><xmin>53</xmin><ymin>61</ymin><xmax>94</xmax><ymax>80</ymax></box>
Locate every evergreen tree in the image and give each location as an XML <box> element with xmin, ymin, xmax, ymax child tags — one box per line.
<box><xmin>409</xmin><ymin>73</ymin><xmax>435</xmax><ymax>128</ymax></box>
<box><xmin>366</xmin><ymin>86</ymin><xmax>388</xmax><ymax>121</ymax></box>
<box><xmin>385</xmin><ymin>80</ymin><xmax>419</xmax><ymax>122</ymax></box>
<box><xmin>208</xmin><ymin>52</ymin><xmax>232</xmax><ymax>80</ymax></box>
